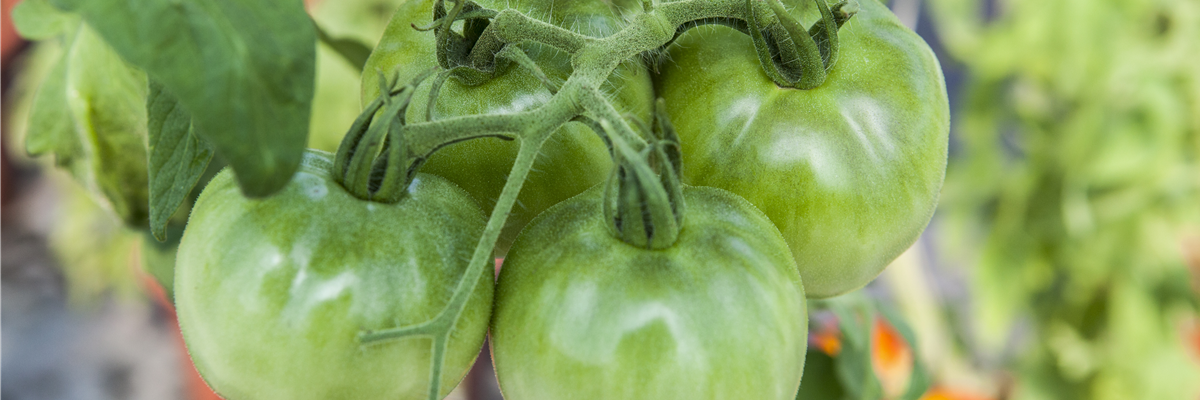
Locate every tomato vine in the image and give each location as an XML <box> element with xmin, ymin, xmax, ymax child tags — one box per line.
<box><xmin>12</xmin><ymin>0</ymin><xmax>949</xmax><ymax>397</ymax></box>
<box><xmin>336</xmin><ymin>0</ymin><xmax>857</xmax><ymax>398</ymax></box>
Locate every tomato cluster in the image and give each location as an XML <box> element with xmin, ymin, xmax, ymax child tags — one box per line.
<box><xmin>166</xmin><ymin>0</ymin><xmax>947</xmax><ymax>398</ymax></box>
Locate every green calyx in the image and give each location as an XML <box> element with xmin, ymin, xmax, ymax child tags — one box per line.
<box><xmin>664</xmin><ymin>0</ymin><xmax>858</xmax><ymax>89</ymax></box>
<box><xmin>430</xmin><ymin>0</ymin><xmax>858</xmax><ymax>90</ymax></box>
<box><xmin>422</xmin><ymin>0</ymin><xmax>599</xmax><ymax>87</ymax></box>
<box><xmin>603</xmin><ymin>99</ymin><xmax>686</xmax><ymax>250</ymax></box>
<box><xmin>332</xmin><ymin>70</ymin><xmax>433</xmax><ymax>203</ymax></box>
<box><xmin>748</xmin><ymin>0</ymin><xmax>857</xmax><ymax>89</ymax></box>
<box><xmin>421</xmin><ymin>0</ymin><xmax>503</xmax><ymax>85</ymax></box>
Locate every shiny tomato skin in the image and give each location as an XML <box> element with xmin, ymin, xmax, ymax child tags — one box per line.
<box><xmin>365</xmin><ymin>0</ymin><xmax>654</xmax><ymax>254</ymax></box>
<box><xmin>492</xmin><ymin>184</ymin><xmax>808</xmax><ymax>400</ymax></box>
<box><xmin>656</xmin><ymin>0</ymin><xmax>950</xmax><ymax>298</ymax></box>
<box><xmin>175</xmin><ymin>150</ymin><xmax>493</xmax><ymax>399</ymax></box>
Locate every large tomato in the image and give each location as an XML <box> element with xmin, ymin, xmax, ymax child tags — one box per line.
<box><xmin>363</xmin><ymin>0</ymin><xmax>654</xmax><ymax>253</ymax></box>
<box><xmin>175</xmin><ymin>150</ymin><xmax>493</xmax><ymax>399</ymax></box>
<box><xmin>655</xmin><ymin>0</ymin><xmax>950</xmax><ymax>298</ymax></box>
<box><xmin>492</xmin><ymin>184</ymin><xmax>808</xmax><ymax>399</ymax></box>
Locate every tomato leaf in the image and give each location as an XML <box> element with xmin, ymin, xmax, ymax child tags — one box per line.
<box><xmin>11</xmin><ymin>0</ymin><xmax>79</xmax><ymax>40</ymax></box>
<box><xmin>314</xmin><ymin>22</ymin><xmax>372</xmax><ymax>72</ymax></box>
<box><xmin>47</xmin><ymin>0</ymin><xmax>316</xmax><ymax>197</ymax></box>
<box><xmin>147</xmin><ymin>80</ymin><xmax>214</xmax><ymax>242</ymax></box>
<box><xmin>26</xmin><ymin>24</ymin><xmax>153</xmax><ymax>227</ymax></box>
<box><xmin>24</xmin><ymin>32</ymin><xmax>81</xmax><ymax>169</ymax></box>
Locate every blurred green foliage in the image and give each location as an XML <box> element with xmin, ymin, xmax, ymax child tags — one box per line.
<box><xmin>929</xmin><ymin>0</ymin><xmax>1200</xmax><ymax>398</ymax></box>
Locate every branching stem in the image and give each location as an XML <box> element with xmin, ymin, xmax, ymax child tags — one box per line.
<box><xmin>349</xmin><ymin>1</ymin><xmax>857</xmax><ymax>399</ymax></box>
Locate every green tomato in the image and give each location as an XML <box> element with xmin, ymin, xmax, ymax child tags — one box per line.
<box><xmin>655</xmin><ymin>0</ymin><xmax>949</xmax><ymax>298</ymax></box>
<box><xmin>364</xmin><ymin>0</ymin><xmax>654</xmax><ymax>254</ymax></box>
<box><xmin>492</xmin><ymin>184</ymin><xmax>808</xmax><ymax>400</ymax></box>
<box><xmin>175</xmin><ymin>150</ymin><xmax>493</xmax><ymax>399</ymax></box>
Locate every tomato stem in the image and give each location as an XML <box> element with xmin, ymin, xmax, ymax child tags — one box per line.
<box><xmin>357</xmin><ymin>85</ymin><xmax>576</xmax><ymax>400</ymax></box>
<box><xmin>350</xmin><ymin>1</ymin><xmax>860</xmax><ymax>397</ymax></box>
<box><xmin>598</xmin><ymin>104</ymin><xmax>686</xmax><ymax>249</ymax></box>
<box><xmin>396</xmin><ymin>0</ymin><xmax>861</xmax><ymax>166</ymax></box>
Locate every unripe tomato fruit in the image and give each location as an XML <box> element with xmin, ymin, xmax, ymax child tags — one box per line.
<box><xmin>492</xmin><ymin>184</ymin><xmax>808</xmax><ymax>400</ymax></box>
<box><xmin>656</xmin><ymin>0</ymin><xmax>950</xmax><ymax>298</ymax></box>
<box><xmin>175</xmin><ymin>150</ymin><xmax>493</xmax><ymax>399</ymax></box>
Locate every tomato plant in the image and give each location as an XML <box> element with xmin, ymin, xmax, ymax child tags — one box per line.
<box><xmin>13</xmin><ymin>0</ymin><xmax>948</xmax><ymax>399</ymax></box>
<box><xmin>492</xmin><ymin>184</ymin><xmax>807</xmax><ymax>399</ymax></box>
<box><xmin>929</xmin><ymin>0</ymin><xmax>1200</xmax><ymax>396</ymax></box>
<box><xmin>656</xmin><ymin>0</ymin><xmax>949</xmax><ymax>298</ymax></box>
<box><xmin>175</xmin><ymin>150</ymin><xmax>493</xmax><ymax>399</ymax></box>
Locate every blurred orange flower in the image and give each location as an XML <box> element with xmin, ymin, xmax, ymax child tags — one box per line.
<box><xmin>873</xmin><ymin>317</ymin><xmax>914</xmax><ymax>398</ymax></box>
<box><xmin>810</xmin><ymin>318</ymin><xmax>842</xmax><ymax>356</ymax></box>
<box><xmin>920</xmin><ymin>387</ymin><xmax>993</xmax><ymax>400</ymax></box>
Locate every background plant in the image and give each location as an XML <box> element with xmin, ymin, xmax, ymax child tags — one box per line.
<box><xmin>928</xmin><ymin>0</ymin><xmax>1200</xmax><ymax>398</ymax></box>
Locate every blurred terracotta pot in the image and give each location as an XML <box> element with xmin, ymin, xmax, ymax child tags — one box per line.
<box><xmin>139</xmin><ymin>274</ymin><xmax>222</xmax><ymax>400</ymax></box>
